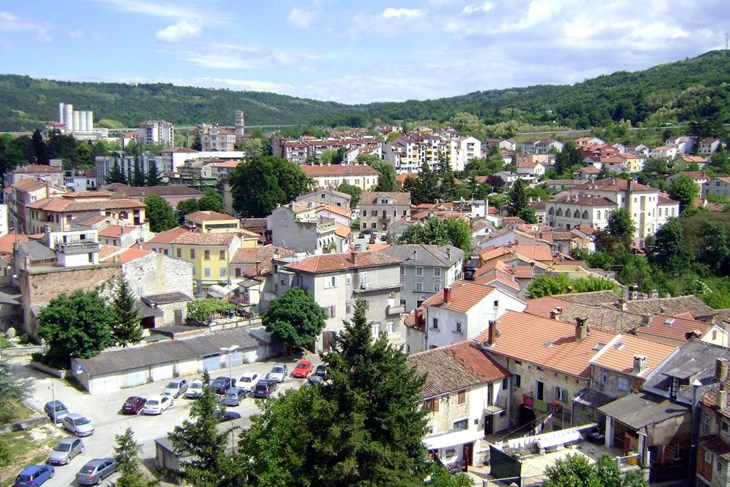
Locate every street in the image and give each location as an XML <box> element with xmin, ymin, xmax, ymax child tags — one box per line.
<box><xmin>14</xmin><ymin>354</ymin><xmax>320</xmax><ymax>486</ymax></box>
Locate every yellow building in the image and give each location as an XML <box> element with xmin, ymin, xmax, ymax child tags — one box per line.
<box><xmin>171</xmin><ymin>232</ymin><xmax>243</xmax><ymax>289</ymax></box>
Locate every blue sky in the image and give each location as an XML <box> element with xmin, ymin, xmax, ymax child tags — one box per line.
<box><xmin>1</xmin><ymin>0</ymin><xmax>727</xmax><ymax>104</ymax></box>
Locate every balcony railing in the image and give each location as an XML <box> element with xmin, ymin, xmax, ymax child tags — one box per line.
<box><xmin>55</xmin><ymin>241</ymin><xmax>100</xmax><ymax>255</ymax></box>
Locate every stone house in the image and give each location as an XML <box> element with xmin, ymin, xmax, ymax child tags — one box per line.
<box><xmin>358</xmin><ymin>191</ymin><xmax>411</xmax><ymax>233</ymax></box>
<box><xmin>266</xmin><ymin>203</ymin><xmax>342</xmax><ymax>254</ymax></box>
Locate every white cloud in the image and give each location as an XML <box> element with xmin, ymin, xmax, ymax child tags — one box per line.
<box><xmin>0</xmin><ymin>11</ymin><xmax>52</xmax><ymax>42</ymax></box>
<box><xmin>462</xmin><ymin>2</ymin><xmax>494</xmax><ymax>14</ymax></box>
<box><xmin>155</xmin><ymin>20</ymin><xmax>202</xmax><ymax>43</ymax></box>
<box><xmin>382</xmin><ymin>8</ymin><xmax>424</xmax><ymax>19</ymax></box>
<box><xmin>89</xmin><ymin>0</ymin><xmax>227</xmax><ymax>26</ymax></box>
<box><xmin>178</xmin><ymin>43</ymin><xmax>300</xmax><ymax>70</ymax></box>
<box><xmin>68</xmin><ymin>29</ymin><xmax>84</xmax><ymax>39</ymax></box>
<box><xmin>289</xmin><ymin>8</ymin><xmax>318</xmax><ymax>28</ymax></box>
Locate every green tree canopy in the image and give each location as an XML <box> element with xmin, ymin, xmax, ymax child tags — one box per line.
<box><xmin>263</xmin><ymin>287</ymin><xmax>327</xmax><ymax>350</ymax></box>
<box><xmin>176</xmin><ymin>198</ymin><xmax>199</xmax><ymax>224</ymax></box>
<box><xmin>144</xmin><ymin>195</ymin><xmax>176</xmax><ymax>232</ymax></box>
<box><xmin>337</xmin><ymin>182</ymin><xmax>362</xmax><ymax>208</ymax></box>
<box><xmin>398</xmin><ymin>217</ymin><xmax>472</xmax><ymax>254</ymax></box>
<box><xmin>106</xmin><ymin>161</ymin><xmax>128</xmax><ymax>184</ymax></box>
<box><xmin>110</xmin><ymin>276</ymin><xmax>143</xmax><ymax>347</ymax></box>
<box><xmin>114</xmin><ymin>427</ymin><xmax>158</xmax><ymax>487</ymax></box>
<box><xmin>186</xmin><ymin>298</ymin><xmax>235</xmax><ymax>324</ymax></box>
<box><xmin>144</xmin><ymin>160</ymin><xmax>165</xmax><ymax>187</ymax></box>
<box><xmin>647</xmin><ymin>218</ymin><xmax>690</xmax><ymax>276</ymax></box>
<box><xmin>668</xmin><ymin>174</ymin><xmax>700</xmax><ymax>212</ymax></box>
<box><xmin>0</xmin><ymin>360</ymin><xmax>32</xmax><ymax>410</ymax></box>
<box><xmin>607</xmin><ymin>208</ymin><xmax>636</xmax><ymax>249</ymax></box>
<box><xmin>38</xmin><ymin>290</ymin><xmax>115</xmax><ymax>367</ymax></box>
<box><xmin>199</xmin><ymin>188</ymin><xmax>224</xmax><ymax>213</ymax></box>
<box><xmin>527</xmin><ymin>274</ymin><xmax>618</xmax><ymax>298</ymax></box>
<box><xmin>370</xmin><ymin>160</ymin><xmax>398</xmax><ymax>191</ymax></box>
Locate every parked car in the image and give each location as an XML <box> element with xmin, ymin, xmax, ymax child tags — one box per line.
<box><xmin>358</xmin><ymin>232</ymin><xmax>365</xmax><ymax>238</ymax></box>
<box><xmin>306</xmin><ymin>374</ymin><xmax>324</xmax><ymax>386</ymax></box>
<box><xmin>185</xmin><ymin>379</ymin><xmax>204</xmax><ymax>398</ymax></box>
<box><xmin>210</xmin><ymin>376</ymin><xmax>236</xmax><ymax>394</ymax></box>
<box><xmin>75</xmin><ymin>458</ymin><xmax>117</xmax><ymax>486</ymax></box>
<box><xmin>13</xmin><ymin>465</ymin><xmax>54</xmax><ymax>486</ymax></box>
<box><xmin>162</xmin><ymin>379</ymin><xmax>189</xmax><ymax>398</ymax></box>
<box><xmin>142</xmin><ymin>395</ymin><xmax>174</xmax><ymax>415</ymax></box>
<box><xmin>380</xmin><ymin>234</ymin><xmax>387</xmax><ymax>242</ymax></box>
<box><xmin>314</xmin><ymin>364</ymin><xmax>328</xmax><ymax>379</ymax></box>
<box><xmin>121</xmin><ymin>396</ymin><xmax>147</xmax><ymax>415</ymax></box>
<box><xmin>253</xmin><ymin>379</ymin><xmax>278</xmax><ymax>399</ymax></box>
<box><xmin>214</xmin><ymin>409</ymin><xmax>242</xmax><ymax>422</ymax></box>
<box><xmin>292</xmin><ymin>359</ymin><xmax>314</xmax><ymax>378</ymax></box>
<box><xmin>361</xmin><ymin>229</ymin><xmax>372</xmax><ymax>235</ymax></box>
<box><xmin>47</xmin><ymin>437</ymin><xmax>84</xmax><ymax>465</ymax></box>
<box><xmin>238</xmin><ymin>372</ymin><xmax>260</xmax><ymax>393</ymax></box>
<box><xmin>266</xmin><ymin>364</ymin><xmax>289</xmax><ymax>383</ymax></box>
<box><xmin>369</xmin><ymin>234</ymin><xmax>377</xmax><ymax>244</ymax></box>
<box><xmin>43</xmin><ymin>400</ymin><xmax>69</xmax><ymax>423</ymax></box>
<box><xmin>220</xmin><ymin>387</ymin><xmax>247</xmax><ymax>407</ymax></box>
<box><xmin>62</xmin><ymin>413</ymin><xmax>95</xmax><ymax>437</ymax></box>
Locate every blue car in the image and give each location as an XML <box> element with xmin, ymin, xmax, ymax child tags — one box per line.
<box><xmin>14</xmin><ymin>465</ymin><xmax>55</xmax><ymax>486</ymax></box>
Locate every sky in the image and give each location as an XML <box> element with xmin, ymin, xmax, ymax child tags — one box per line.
<box><xmin>1</xmin><ymin>0</ymin><xmax>728</xmax><ymax>105</ymax></box>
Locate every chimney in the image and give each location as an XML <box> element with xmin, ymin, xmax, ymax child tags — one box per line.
<box><xmin>446</xmin><ymin>247</ymin><xmax>451</xmax><ymax>261</ymax></box>
<box><xmin>487</xmin><ymin>320</ymin><xmax>497</xmax><ymax>346</ymax></box>
<box><xmin>718</xmin><ymin>384</ymin><xmax>728</xmax><ymax>411</ymax></box>
<box><xmin>351</xmin><ymin>251</ymin><xmax>357</xmax><ymax>264</ymax></box>
<box><xmin>255</xmin><ymin>260</ymin><xmax>261</xmax><ymax>276</ymax></box>
<box><xmin>716</xmin><ymin>358</ymin><xmax>729</xmax><ymax>382</ymax></box>
<box><xmin>575</xmin><ymin>317</ymin><xmax>587</xmax><ymax>341</ymax></box>
<box><xmin>413</xmin><ymin>250</ymin><xmax>418</xmax><ymax>261</ymax></box>
<box><xmin>641</xmin><ymin>315</ymin><xmax>651</xmax><ymax>326</ymax></box>
<box><xmin>444</xmin><ymin>287</ymin><xmax>452</xmax><ymax>304</ymax></box>
<box><xmin>550</xmin><ymin>307</ymin><xmax>563</xmax><ymax>320</ymax></box>
<box><xmin>632</xmin><ymin>355</ymin><xmax>647</xmax><ymax>374</ymax></box>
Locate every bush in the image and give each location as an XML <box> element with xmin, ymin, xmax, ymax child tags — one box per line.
<box><xmin>17</xmin><ymin>333</ymin><xmax>31</xmax><ymax>345</ymax></box>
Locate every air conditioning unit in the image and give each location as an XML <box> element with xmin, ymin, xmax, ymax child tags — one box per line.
<box><xmin>360</xmin><ymin>282</ymin><xmax>368</xmax><ymax>289</ymax></box>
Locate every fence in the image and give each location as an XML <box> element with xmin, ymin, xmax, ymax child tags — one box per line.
<box><xmin>482</xmin><ymin>473</ymin><xmax>545</xmax><ymax>487</ymax></box>
<box><xmin>208</xmin><ymin>316</ymin><xmax>263</xmax><ymax>332</ymax></box>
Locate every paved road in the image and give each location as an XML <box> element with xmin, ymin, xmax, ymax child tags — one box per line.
<box><xmin>14</xmin><ymin>354</ymin><xmax>319</xmax><ymax>486</ymax></box>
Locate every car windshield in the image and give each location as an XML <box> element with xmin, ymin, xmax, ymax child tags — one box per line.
<box><xmin>226</xmin><ymin>391</ymin><xmax>237</xmax><ymax>397</ymax></box>
<box><xmin>166</xmin><ymin>382</ymin><xmax>179</xmax><ymax>388</ymax></box>
<box><xmin>16</xmin><ymin>474</ymin><xmax>31</xmax><ymax>481</ymax></box>
<box><xmin>124</xmin><ymin>401</ymin><xmax>135</xmax><ymax>407</ymax></box>
<box><xmin>74</xmin><ymin>417</ymin><xmax>90</xmax><ymax>425</ymax></box>
<box><xmin>52</xmin><ymin>404</ymin><xmax>65</xmax><ymax>412</ymax></box>
<box><xmin>272</xmin><ymin>366</ymin><xmax>284</xmax><ymax>373</ymax></box>
<box><xmin>296</xmin><ymin>363</ymin><xmax>307</xmax><ymax>369</ymax></box>
<box><xmin>191</xmin><ymin>382</ymin><xmax>202</xmax><ymax>388</ymax></box>
<box><xmin>81</xmin><ymin>466</ymin><xmax>97</xmax><ymax>474</ymax></box>
<box><xmin>54</xmin><ymin>443</ymin><xmax>72</xmax><ymax>452</ymax></box>
<box><xmin>241</xmin><ymin>376</ymin><xmax>251</xmax><ymax>382</ymax></box>
<box><xmin>213</xmin><ymin>378</ymin><xmax>229</xmax><ymax>385</ymax></box>
<box><xmin>147</xmin><ymin>400</ymin><xmax>159</xmax><ymax>406</ymax></box>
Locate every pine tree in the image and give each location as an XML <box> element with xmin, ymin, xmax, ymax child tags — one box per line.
<box><xmin>132</xmin><ymin>155</ymin><xmax>146</xmax><ymax>187</ymax></box>
<box><xmin>110</xmin><ymin>276</ymin><xmax>143</xmax><ymax>347</ymax></box>
<box><xmin>31</xmin><ymin>129</ymin><xmax>49</xmax><ymax>164</ymax></box>
<box><xmin>145</xmin><ymin>160</ymin><xmax>165</xmax><ymax>186</ymax></box>
<box><xmin>114</xmin><ymin>427</ymin><xmax>157</xmax><ymax>487</ymax></box>
<box><xmin>105</xmin><ymin>162</ymin><xmax>128</xmax><ymax>184</ymax></box>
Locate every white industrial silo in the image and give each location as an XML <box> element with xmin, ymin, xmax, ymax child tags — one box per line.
<box><xmin>72</xmin><ymin>111</ymin><xmax>80</xmax><ymax>134</ymax></box>
<box><xmin>86</xmin><ymin>111</ymin><xmax>93</xmax><ymax>132</ymax></box>
<box><xmin>65</xmin><ymin>104</ymin><xmax>74</xmax><ymax>132</ymax></box>
<box><xmin>78</xmin><ymin>111</ymin><xmax>87</xmax><ymax>132</ymax></box>
<box><xmin>58</xmin><ymin>103</ymin><xmax>65</xmax><ymax>125</ymax></box>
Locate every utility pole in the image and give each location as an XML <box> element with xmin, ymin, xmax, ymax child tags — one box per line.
<box><xmin>49</xmin><ymin>381</ymin><xmax>57</xmax><ymax>424</ymax></box>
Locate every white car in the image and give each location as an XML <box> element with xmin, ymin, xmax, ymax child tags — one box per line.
<box><xmin>238</xmin><ymin>372</ymin><xmax>260</xmax><ymax>393</ymax></box>
<box><xmin>62</xmin><ymin>413</ymin><xmax>95</xmax><ymax>437</ymax></box>
<box><xmin>266</xmin><ymin>364</ymin><xmax>289</xmax><ymax>383</ymax></box>
<box><xmin>185</xmin><ymin>379</ymin><xmax>204</xmax><ymax>398</ymax></box>
<box><xmin>142</xmin><ymin>395</ymin><xmax>174</xmax><ymax>415</ymax></box>
<box><xmin>162</xmin><ymin>379</ymin><xmax>189</xmax><ymax>398</ymax></box>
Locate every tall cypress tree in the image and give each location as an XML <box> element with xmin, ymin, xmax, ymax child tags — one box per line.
<box><xmin>145</xmin><ymin>160</ymin><xmax>165</xmax><ymax>186</ymax></box>
<box><xmin>110</xmin><ymin>276</ymin><xmax>143</xmax><ymax>347</ymax></box>
<box><xmin>132</xmin><ymin>155</ymin><xmax>146</xmax><ymax>187</ymax></box>
<box><xmin>106</xmin><ymin>162</ymin><xmax>128</xmax><ymax>184</ymax></box>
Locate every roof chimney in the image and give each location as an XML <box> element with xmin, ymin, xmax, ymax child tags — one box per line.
<box><xmin>550</xmin><ymin>307</ymin><xmax>563</xmax><ymax>320</ymax></box>
<box><xmin>575</xmin><ymin>317</ymin><xmax>587</xmax><ymax>341</ymax></box>
<box><xmin>351</xmin><ymin>251</ymin><xmax>357</xmax><ymax>264</ymax></box>
<box><xmin>716</xmin><ymin>358</ymin><xmax>729</xmax><ymax>382</ymax></box>
<box><xmin>255</xmin><ymin>260</ymin><xmax>261</xmax><ymax>276</ymax></box>
<box><xmin>444</xmin><ymin>287</ymin><xmax>452</xmax><ymax>304</ymax></box>
<box><xmin>446</xmin><ymin>247</ymin><xmax>451</xmax><ymax>261</ymax></box>
<box><xmin>487</xmin><ymin>320</ymin><xmax>497</xmax><ymax>346</ymax></box>
<box><xmin>641</xmin><ymin>315</ymin><xmax>651</xmax><ymax>326</ymax></box>
<box><xmin>413</xmin><ymin>249</ymin><xmax>418</xmax><ymax>261</ymax></box>
<box><xmin>718</xmin><ymin>384</ymin><xmax>727</xmax><ymax>411</ymax></box>
<box><xmin>632</xmin><ymin>355</ymin><xmax>647</xmax><ymax>374</ymax></box>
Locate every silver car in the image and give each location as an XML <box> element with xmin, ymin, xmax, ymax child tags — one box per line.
<box><xmin>61</xmin><ymin>413</ymin><xmax>94</xmax><ymax>437</ymax></box>
<box><xmin>267</xmin><ymin>364</ymin><xmax>289</xmax><ymax>383</ymax></box>
<box><xmin>47</xmin><ymin>436</ymin><xmax>84</xmax><ymax>465</ymax></box>
<box><xmin>162</xmin><ymin>379</ymin><xmax>189</xmax><ymax>398</ymax></box>
<box><xmin>76</xmin><ymin>458</ymin><xmax>117</xmax><ymax>486</ymax></box>
<box><xmin>185</xmin><ymin>379</ymin><xmax>204</xmax><ymax>398</ymax></box>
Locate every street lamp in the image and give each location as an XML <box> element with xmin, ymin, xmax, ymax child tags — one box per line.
<box><xmin>48</xmin><ymin>380</ymin><xmax>57</xmax><ymax>424</ymax></box>
<box><xmin>220</xmin><ymin>346</ymin><xmax>240</xmax><ymax>389</ymax></box>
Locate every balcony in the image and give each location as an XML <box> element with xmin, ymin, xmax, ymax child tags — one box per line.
<box><xmin>55</xmin><ymin>240</ymin><xmax>100</xmax><ymax>255</ymax></box>
<box><xmin>386</xmin><ymin>304</ymin><xmax>406</xmax><ymax>316</ymax></box>
<box><xmin>484</xmin><ymin>396</ymin><xmax>508</xmax><ymax>414</ymax></box>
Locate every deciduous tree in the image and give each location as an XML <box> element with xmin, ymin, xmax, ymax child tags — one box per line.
<box><xmin>176</xmin><ymin>198</ymin><xmax>199</xmax><ymax>224</ymax></box>
<box><xmin>370</xmin><ymin>160</ymin><xmax>398</xmax><ymax>191</ymax></box>
<box><xmin>143</xmin><ymin>195</ymin><xmax>176</xmax><ymax>232</ymax></box>
<box><xmin>186</xmin><ymin>298</ymin><xmax>235</xmax><ymax>324</ymax></box>
<box><xmin>199</xmin><ymin>189</ymin><xmax>224</xmax><ymax>213</ymax></box>
<box><xmin>263</xmin><ymin>287</ymin><xmax>326</xmax><ymax>350</ymax></box>
<box><xmin>668</xmin><ymin>174</ymin><xmax>700</xmax><ymax>213</ymax></box>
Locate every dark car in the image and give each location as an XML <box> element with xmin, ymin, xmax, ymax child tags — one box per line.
<box><xmin>13</xmin><ymin>465</ymin><xmax>54</xmax><ymax>486</ymax></box>
<box><xmin>314</xmin><ymin>364</ymin><xmax>328</xmax><ymax>379</ymax></box>
<box><xmin>121</xmin><ymin>396</ymin><xmax>147</xmax><ymax>415</ymax></box>
<box><xmin>75</xmin><ymin>458</ymin><xmax>117</xmax><ymax>486</ymax></box>
<box><xmin>369</xmin><ymin>234</ymin><xmax>377</xmax><ymax>244</ymax></box>
<box><xmin>211</xmin><ymin>377</ymin><xmax>236</xmax><ymax>395</ymax></box>
<box><xmin>43</xmin><ymin>400</ymin><xmax>69</xmax><ymax>423</ymax></box>
<box><xmin>361</xmin><ymin>229</ymin><xmax>372</xmax><ymax>235</ymax></box>
<box><xmin>253</xmin><ymin>379</ymin><xmax>277</xmax><ymax>399</ymax></box>
<box><xmin>214</xmin><ymin>409</ymin><xmax>242</xmax><ymax>422</ymax></box>
<box><xmin>220</xmin><ymin>387</ymin><xmax>247</xmax><ymax>407</ymax></box>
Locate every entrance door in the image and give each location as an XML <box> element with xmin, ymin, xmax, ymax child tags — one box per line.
<box><xmin>463</xmin><ymin>442</ymin><xmax>473</xmax><ymax>468</ymax></box>
<box><xmin>484</xmin><ymin>415</ymin><xmax>494</xmax><ymax>435</ymax></box>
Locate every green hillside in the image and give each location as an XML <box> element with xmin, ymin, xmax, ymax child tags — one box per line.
<box><xmin>1</xmin><ymin>50</ymin><xmax>729</xmax><ymax>132</ymax></box>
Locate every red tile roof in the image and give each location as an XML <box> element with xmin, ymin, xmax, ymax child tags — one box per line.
<box><xmin>475</xmin><ymin>310</ymin><xmax>615</xmax><ymax>378</ymax></box>
<box><xmin>147</xmin><ymin>226</ymin><xmax>191</xmax><ymax>245</ymax></box>
<box><xmin>0</xmin><ymin>233</ymin><xmax>30</xmax><ymax>255</ymax></box>
<box><xmin>590</xmin><ymin>334</ymin><xmax>677</xmax><ymax>377</ymax></box>
<box><xmin>422</xmin><ymin>280</ymin><xmax>497</xmax><ymax>314</ymax></box>
<box><xmin>634</xmin><ymin>314</ymin><xmax>713</xmax><ymax>343</ymax></box>
<box><xmin>301</xmin><ymin>165</ymin><xmax>379</xmax><ymax>177</ymax></box>
<box><xmin>286</xmin><ymin>251</ymin><xmax>400</xmax><ymax>274</ymax></box>
<box><xmin>11</xmin><ymin>165</ymin><xmax>62</xmax><ymax>174</ymax></box>
<box><xmin>173</xmin><ymin>232</ymin><xmax>238</xmax><ymax>246</ymax></box>
<box><xmin>186</xmin><ymin>211</ymin><xmax>236</xmax><ymax>222</ymax></box>
<box><xmin>98</xmin><ymin>225</ymin><xmax>137</xmax><ymax>238</ymax></box>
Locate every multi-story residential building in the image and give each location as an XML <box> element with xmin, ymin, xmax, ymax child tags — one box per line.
<box><xmin>382</xmin><ymin>244</ymin><xmax>464</xmax><ymax>312</ymax></box>
<box><xmin>477</xmin><ymin>311</ymin><xmax>614</xmax><ymax>432</ymax></box>
<box><xmin>546</xmin><ymin>178</ymin><xmax>680</xmax><ymax>247</ymax></box>
<box><xmin>94</xmin><ymin>151</ymin><xmax>165</xmax><ymax>188</ymax></box>
<box><xmin>296</xmin><ymin>188</ymin><xmax>351</xmax><ymax>209</ymax></box>
<box><xmin>300</xmin><ymin>165</ymin><xmax>380</xmax><ymax>191</ymax></box>
<box><xmin>65</xmin><ymin>168</ymin><xmax>98</xmax><ymax>192</ymax></box>
<box><xmin>7</xmin><ymin>179</ymin><xmax>67</xmax><ymax>234</ymax></box>
<box><xmin>408</xmin><ymin>341</ymin><xmax>511</xmax><ymax>469</ymax></box>
<box><xmin>171</xmin><ymin>232</ymin><xmax>244</xmax><ymax>292</ymax></box>
<box><xmin>621</xmin><ymin>153</ymin><xmax>647</xmax><ymax>173</ymax></box>
<box><xmin>697</xmin><ymin>359</ymin><xmax>730</xmax><ymax>487</ymax></box>
<box><xmin>383</xmin><ymin>133</ymin><xmax>480</xmax><ymax>174</ymax></box>
<box><xmin>159</xmin><ymin>148</ymin><xmax>245</xmax><ymax>174</ymax></box>
<box><xmin>138</xmin><ymin>120</ymin><xmax>175</xmax><ymax>147</ymax></box>
<box><xmin>4</xmin><ymin>164</ymin><xmax>65</xmax><ymax>189</ymax></box>
<box><xmin>271</xmin><ymin>135</ymin><xmax>382</xmax><ymax>165</ymax></box>
<box><xmin>193</xmin><ymin>126</ymin><xmax>237</xmax><ymax>152</ymax></box>
<box><xmin>705</xmin><ymin>177</ymin><xmax>730</xmax><ymax>198</ymax></box>
<box><xmin>699</xmin><ymin>138</ymin><xmax>722</xmax><ymax>155</ymax></box>
<box><xmin>185</xmin><ymin>211</ymin><xmax>242</xmax><ymax>234</ymax></box>
<box><xmin>228</xmin><ymin>245</ymin><xmax>294</xmax><ymax>314</ymax></box>
<box><xmin>521</xmin><ymin>138</ymin><xmax>563</xmax><ymax>154</ymax></box>
<box><xmin>103</xmin><ymin>184</ymin><xmax>204</xmax><ymax>209</ymax></box>
<box><xmin>26</xmin><ymin>192</ymin><xmax>146</xmax><ymax>234</ymax></box>
<box><xmin>207</xmin><ymin>160</ymin><xmax>240</xmax><ymax>181</ymax></box>
<box><xmin>358</xmin><ymin>191</ymin><xmax>411</xmax><ymax>232</ymax></box>
<box><xmin>421</xmin><ymin>280</ymin><xmax>526</xmax><ymax>351</ymax></box>
<box><xmin>650</xmin><ymin>146</ymin><xmax>679</xmax><ymax>160</ymax></box>
<box><xmin>271</xmin><ymin>251</ymin><xmax>405</xmax><ymax>351</ymax></box>
<box><xmin>266</xmin><ymin>202</ymin><xmax>343</xmax><ymax>254</ymax></box>
<box><xmin>666</xmin><ymin>135</ymin><xmax>695</xmax><ymax>155</ymax></box>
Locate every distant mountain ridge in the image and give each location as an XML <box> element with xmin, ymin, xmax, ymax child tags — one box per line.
<box><xmin>1</xmin><ymin>50</ymin><xmax>728</xmax><ymax>132</ymax></box>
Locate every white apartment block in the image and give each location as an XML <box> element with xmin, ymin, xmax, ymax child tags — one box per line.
<box><xmin>138</xmin><ymin>120</ymin><xmax>175</xmax><ymax>147</ymax></box>
<box><xmin>383</xmin><ymin>134</ymin><xmax>481</xmax><ymax>174</ymax></box>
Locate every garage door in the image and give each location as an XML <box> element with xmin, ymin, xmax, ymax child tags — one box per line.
<box><xmin>228</xmin><ymin>350</ymin><xmax>244</xmax><ymax>368</ymax></box>
<box><xmin>151</xmin><ymin>363</ymin><xmax>174</xmax><ymax>382</ymax></box>
<box><xmin>203</xmin><ymin>354</ymin><xmax>221</xmax><ymax>372</ymax></box>
<box><xmin>90</xmin><ymin>374</ymin><xmax>120</xmax><ymax>394</ymax></box>
<box><xmin>125</xmin><ymin>368</ymin><xmax>148</xmax><ymax>388</ymax></box>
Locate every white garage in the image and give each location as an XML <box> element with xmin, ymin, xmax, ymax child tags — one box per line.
<box><xmin>150</xmin><ymin>363</ymin><xmax>174</xmax><ymax>382</ymax></box>
<box><xmin>88</xmin><ymin>373</ymin><xmax>122</xmax><ymax>395</ymax></box>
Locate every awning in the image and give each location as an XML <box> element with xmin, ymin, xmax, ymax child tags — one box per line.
<box><xmin>207</xmin><ymin>284</ymin><xmax>235</xmax><ymax>299</ymax></box>
<box><xmin>423</xmin><ymin>428</ymin><xmax>484</xmax><ymax>451</ymax></box>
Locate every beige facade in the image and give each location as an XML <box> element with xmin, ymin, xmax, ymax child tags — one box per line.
<box><xmin>358</xmin><ymin>191</ymin><xmax>411</xmax><ymax>232</ymax></box>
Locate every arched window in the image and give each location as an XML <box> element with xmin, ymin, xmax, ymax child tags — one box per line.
<box><xmin>582</xmin><ymin>210</ymin><xmax>589</xmax><ymax>219</ymax></box>
<box><xmin>556</xmin><ymin>208</ymin><xmax>563</xmax><ymax>217</ymax></box>
<box><xmin>573</xmin><ymin>209</ymin><xmax>580</xmax><ymax>218</ymax></box>
<box><xmin>548</xmin><ymin>207</ymin><xmax>554</xmax><ymax>216</ymax></box>
<box><xmin>565</xmin><ymin>208</ymin><xmax>571</xmax><ymax>217</ymax></box>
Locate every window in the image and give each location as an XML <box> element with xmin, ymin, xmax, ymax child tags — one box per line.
<box><xmin>220</xmin><ymin>268</ymin><xmax>226</xmax><ymax>277</ymax></box>
<box><xmin>554</xmin><ymin>386</ymin><xmax>565</xmax><ymax>403</ymax></box>
<box><xmin>372</xmin><ymin>210</ymin><xmax>378</xmax><ymax>217</ymax></box>
<box><xmin>235</xmin><ymin>268</ymin><xmax>241</xmax><ymax>277</ymax></box>
<box><xmin>325</xmin><ymin>276</ymin><xmax>337</xmax><ymax>288</ymax></box>
<box><xmin>457</xmin><ymin>390</ymin><xmax>466</xmax><ymax>404</ymax></box>
<box><xmin>434</xmin><ymin>267</ymin><xmax>441</xmax><ymax>277</ymax></box>
<box><xmin>670</xmin><ymin>377</ymin><xmax>679</xmax><ymax>398</ymax></box>
<box><xmin>514</xmin><ymin>374</ymin><xmax>521</xmax><ymax>388</ymax></box>
<box><xmin>617</xmin><ymin>376</ymin><xmax>630</xmax><ymax>392</ymax></box>
<box><xmin>423</xmin><ymin>398</ymin><xmax>439</xmax><ymax>413</ymax></box>
<box><xmin>703</xmin><ymin>414</ymin><xmax>711</xmax><ymax>436</ymax></box>
<box><xmin>536</xmin><ymin>380</ymin><xmax>544</xmax><ymax>401</ymax></box>
<box><xmin>400</xmin><ymin>266</ymin><xmax>405</xmax><ymax>275</ymax></box>
<box><xmin>219</xmin><ymin>250</ymin><xmax>225</xmax><ymax>260</ymax></box>
<box><xmin>204</xmin><ymin>250</ymin><xmax>210</xmax><ymax>260</ymax></box>
<box><xmin>416</xmin><ymin>267</ymin><xmax>423</xmax><ymax>276</ymax></box>
<box><xmin>432</xmin><ymin>318</ymin><xmax>439</xmax><ymax>329</ymax></box>
<box><xmin>415</xmin><ymin>280</ymin><xmax>423</xmax><ymax>292</ymax></box>
<box><xmin>493</xmin><ymin>300</ymin><xmax>499</xmax><ymax>308</ymax></box>
<box><xmin>176</xmin><ymin>249</ymin><xmax>181</xmax><ymax>258</ymax></box>
<box><xmin>190</xmin><ymin>249</ymin><xmax>196</xmax><ymax>259</ymax></box>
<box><xmin>556</xmin><ymin>208</ymin><xmax>563</xmax><ymax>217</ymax></box>
<box><xmin>433</xmin><ymin>280</ymin><xmax>441</xmax><ymax>292</ymax></box>
<box><xmin>362</xmin><ymin>210</ymin><xmax>367</xmax><ymax>217</ymax></box>
<box><xmin>601</xmin><ymin>372</ymin><xmax>608</xmax><ymax>383</ymax></box>
<box><xmin>386</xmin><ymin>321</ymin><xmax>394</xmax><ymax>333</ymax></box>
<box><xmin>371</xmin><ymin>323</ymin><xmax>380</xmax><ymax>338</ymax></box>
<box><xmin>453</xmin><ymin>419</ymin><xmax>468</xmax><ymax>430</ymax></box>
<box><xmin>204</xmin><ymin>268</ymin><xmax>211</xmax><ymax>277</ymax></box>
<box><xmin>360</xmin><ymin>272</ymin><xmax>368</xmax><ymax>283</ymax></box>
<box><xmin>722</xmin><ymin>421</ymin><xmax>729</xmax><ymax>434</ymax></box>
<box><xmin>323</xmin><ymin>305</ymin><xmax>335</xmax><ymax>318</ymax></box>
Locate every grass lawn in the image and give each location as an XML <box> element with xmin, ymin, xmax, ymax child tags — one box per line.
<box><xmin>0</xmin><ymin>427</ymin><xmax>60</xmax><ymax>486</ymax></box>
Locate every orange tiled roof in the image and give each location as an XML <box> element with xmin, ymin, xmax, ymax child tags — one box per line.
<box><xmin>172</xmin><ymin>232</ymin><xmax>238</xmax><ymax>246</ymax></box>
<box><xmin>0</xmin><ymin>233</ymin><xmax>30</xmax><ymax>255</ymax></box>
<box><xmin>334</xmin><ymin>222</ymin><xmax>351</xmax><ymax>238</ymax></box>
<box><xmin>147</xmin><ymin>226</ymin><xmax>191</xmax><ymax>245</ymax></box>
<box><xmin>11</xmin><ymin>179</ymin><xmax>51</xmax><ymax>192</ymax></box>
<box><xmin>301</xmin><ymin>165</ymin><xmax>379</xmax><ymax>177</ymax></box>
<box><xmin>634</xmin><ymin>314</ymin><xmax>713</xmax><ymax>342</ymax></box>
<box><xmin>317</xmin><ymin>203</ymin><xmax>352</xmax><ymax>219</ymax></box>
<box><xmin>524</xmin><ymin>296</ymin><xmax>574</xmax><ymax>318</ymax></box>
<box><xmin>422</xmin><ymin>280</ymin><xmax>497</xmax><ymax>314</ymax></box>
<box><xmin>27</xmin><ymin>197</ymin><xmax>145</xmax><ymax>212</ymax></box>
<box><xmin>590</xmin><ymin>334</ymin><xmax>677</xmax><ymax>377</ymax></box>
<box><xmin>286</xmin><ymin>251</ymin><xmax>400</xmax><ymax>274</ymax></box>
<box><xmin>186</xmin><ymin>210</ymin><xmax>235</xmax><ymax>222</ymax></box>
<box><xmin>11</xmin><ymin>165</ymin><xmax>62</xmax><ymax>174</ymax></box>
<box><xmin>98</xmin><ymin>225</ymin><xmax>136</xmax><ymax>238</ymax></box>
<box><xmin>475</xmin><ymin>310</ymin><xmax>615</xmax><ymax>378</ymax></box>
<box><xmin>99</xmin><ymin>245</ymin><xmax>153</xmax><ymax>264</ymax></box>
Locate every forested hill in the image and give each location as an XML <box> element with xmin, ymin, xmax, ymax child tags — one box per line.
<box><xmin>1</xmin><ymin>50</ymin><xmax>729</xmax><ymax>132</ymax></box>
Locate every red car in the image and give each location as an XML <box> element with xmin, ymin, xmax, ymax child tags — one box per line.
<box><xmin>292</xmin><ymin>359</ymin><xmax>314</xmax><ymax>378</ymax></box>
<box><xmin>121</xmin><ymin>396</ymin><xmax>147</xmax><ymax>415</ymax></box>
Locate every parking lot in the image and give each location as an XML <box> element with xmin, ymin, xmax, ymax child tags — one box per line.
<box><xmin>14</xmin><ymin>354</ymin><xmax>320</xmax><ymax>486</ymax></box>
<box><xmin>353</xmin><ymin>230</ymin><xmax>388</xmax><ymax>251</ymax></box>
